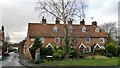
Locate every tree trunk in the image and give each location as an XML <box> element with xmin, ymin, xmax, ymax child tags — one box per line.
<box><xmin>63</xmin><ymin>19</ymin><xmax>70</xmax><ymax>59</ymax></box>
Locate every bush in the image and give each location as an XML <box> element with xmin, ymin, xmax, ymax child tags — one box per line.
<box><xmin>34</xmin><ymin>60</ymin><xmax>40</xmax><ymax>64</ymax></box>
<box><xmin>29</xmin><ymin>37</ymin><xmax>42</xmax><ymax>60</ymax></box>
<box><xmin>105</xmin><ymin>42</ymin><xmax>117</xmax><ymax>56</ymax></box>
<box><xmin>105</xmin><ymin>53</ymin><xmax>113</xmax><ymax>58</ymax></box>
<box><xmin>117</xmin><ymin>47</ymin><xmax>120</xmax><ymax>56</ymax></box>
<box><xmin>53</xmin><ymin>48</ymin><xmax>65</xmax><ymax>60</ymax></box>
<box><xmin>45</xmin><ymin>46</ymin><xmax>53</xmax><ymax>55</ymax></box>
<box><xmin>69</xmin><ymin>48</ymin><xmax>78</xmax><ymax>58</ymax></box>
<box><xmin>94</xmin><ymin>48</ymin><xmax>106</xmax><ymax>55</ymax></box>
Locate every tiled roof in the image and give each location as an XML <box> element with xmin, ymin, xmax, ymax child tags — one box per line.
<box><xmin>27</xmin><ymin>23</ymin><xmax>108</xmax><ymax>38</ymax></box>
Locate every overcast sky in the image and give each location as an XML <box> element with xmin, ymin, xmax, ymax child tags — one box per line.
<box><xmin>0</xmin><ymin>0</ymin><xmax>119</xmax><ymax>43</ymax></box>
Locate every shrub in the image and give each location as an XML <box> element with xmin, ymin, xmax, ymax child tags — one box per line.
<box><xmin>105</xmin><ymin>42</ymin><xmax>117</xmax><ymax>56</ymax></box>
<box><xmin>53</xmin><ymin>48</ymin><xmax>65</xmax><ymax>60</ymax></box>
<box><xmin>94</xmin><ymin>48</ymin><xmax>106</xmax><ymax>55</ymax></box>
<box><xmin>29</xmin><ymin>37</ymin><xmax>42</xmax><ymax>60</ymax></box>
<box><xmin>40</xmin><ymin>46</ymin><xmax>53</xmax><ymax>60</ymax></box>
<box><xmin>29</xmin><ymin>46</ymin><xmax>36</xmax><ymax>59</ymax></box>
<box><xmin>117</xmin><ymin>47</ymin><xmax>120</xmax><ymax>56</ymax></box>
<box><xmin>45</xmin><ymin>46</ymin><xmax>53</xmax><ymax>55</ymax></box>
<box><xmin>105</xmin><ymin>52</ymin><xmax>113</xmax><ymax>58</ymax></box>
<box><xmin>40</xmin><ymin>47</ymin><xmax>46</xmax><ymax>59</ymax></box>
<box><xmin>69</xmin><ymin>48</ymin><xmax>78</xmax><ymax>58</ymax></box>
<box><xmin>34</xmin><ymin>60</ymin><xmax>40</xmax><ymax>64</ymax></box>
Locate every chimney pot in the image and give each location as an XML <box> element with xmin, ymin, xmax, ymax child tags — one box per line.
<box><xmin>55</xmin><ymin>17</ymin><xmax>60</xmax><ymax>24</ymax></box>
<box><xmin>2</xmin><ymin>26</ymin><xmax>4</xmax><ymax>31</ymax></box>
<box><xmin>92</xmin><ymin>21</ymin><xmax>97</xmax><ymax>25</ymax></box>
<box><xmin>80</xmin><ymin>19</ymin><xmax>85</xmax><ymax>25</ymax></box>
<box><xmin>42</xmin><ymin>16</ymin><xmax>46</xmax><ymax>24</ymax></box>
<box><xmin>68</xmin><ymin>19</ymin><xmax>73</xmax><ymax>25</ymax></box>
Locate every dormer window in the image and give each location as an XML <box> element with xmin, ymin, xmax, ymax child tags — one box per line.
<box><xmin>81</xmin><ymin>26</ymin><xmax>86</xmax><ymax>32</ymax></box>
<box><xmin>52</xmin><ymin>26</ymin><xmax>58</xmax><ymax>32</ymax></box>
<box><xmin>68</xmin><ymin>26</ymin><xmax>73</xmax><ymax>32</ymax></box>
<box><xmin>95</xmin><ymin>27</ymin><xmax>100</xmax><ymax>32</ymax></box>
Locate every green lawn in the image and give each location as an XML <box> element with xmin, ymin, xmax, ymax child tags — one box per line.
<box><xmin>41</xmin><ymin>57</ymin><xmax>119</xmax><ymax>66</ymax></box>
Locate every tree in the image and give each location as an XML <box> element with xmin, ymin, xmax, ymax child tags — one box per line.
<box><xmin>18</xmin><ymin>39</ymin><xmax>26</xmax><ymax>53</ymax></box>
<box><xmin>29</xmin><ymin>37</ymin><xmax>42</xmax><ymax>60</ymax></box>
<box><xmin>35</xmin><ymin>0</ymin><xmax>87</xmax><ymax>59</ymax></box>
<box><xmin>2</xmin><ymin>33</ymin><xmax>11</xmax><ymax>54</ymax></box>
<box><xmin>105</xmin><ymin>41</ymin><xmax>117</xmax><ymax>56</ymax></box>
<box><xmin>99</xmin><ymin>22</ymin><xmax>118</xmax><ymax>42</ymax></box>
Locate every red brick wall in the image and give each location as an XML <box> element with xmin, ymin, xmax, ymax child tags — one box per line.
<box><xmin>24</xmin><ymin>37</ymin><xmax>107</xmax><ymax>60</ymax></box>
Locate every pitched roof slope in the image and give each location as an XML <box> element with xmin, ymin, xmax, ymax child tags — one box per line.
<box><xmin>27</xmin><ymin>23</ymin><xmax>108</xmax><ymax>38</ymax></box>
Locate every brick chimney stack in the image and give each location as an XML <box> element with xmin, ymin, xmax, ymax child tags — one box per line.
<box><xmin>2</xmin><ymin>26</ymin><xmax>4</xmax><ymax>31</ymax></box>
<box><xmin>68</xmin><ymin>19</ymin><xmax>73</xmax><ymax>25</ymax></box>
<box><xmin>42</xmin><ymin>16</ymin><xmax>46</xmax><ymax>24</ymax></box>
<box><xmin>80</xmin><ymin>19</ymin><xmax>85</xmax><ymax>25</ymax></box>
<box><xmin>92</xmin><ymin>21</ymin><xmax>97</xmax><ymax>26</ymax></box>
<box><xmin>55</xmin><ymin>17</ymin><xmax>60</xmax><ymax>24</ymax></box>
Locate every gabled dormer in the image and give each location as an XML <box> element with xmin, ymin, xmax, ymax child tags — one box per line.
<box><xmin>95</xmin><ymin>27</ymin><xmax>100</xmax><ymax>32</ymax></box>
<box><xmin>68</xmin><ymin>26</ymin><xmax>73</xmax><ymax>32</ymax></box>
<box><xmin>52</xmin><ymin>26</ymin><xmax>58</xmax><ymax>32</ymax></box>
<box><xmin>81</xmin><ymin>26</ymin><xmax>86</xmax><ymax>32</ymax></box>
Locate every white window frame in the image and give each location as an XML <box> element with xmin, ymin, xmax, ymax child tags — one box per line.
<box><xmin>95</xmin><ymin>27</ymin><xmax>100</xmax><ymax>32</ymax></box>
<box><xmin>100</xmin><ymin>38</ymin><xmax>104</xmax><ymax>43</ymax></box>
<box><xmin>85</xmin><ymin>38</ymin><xmax>91</xmax><ymax>43</ymax></box>
<box><xmin>68</xmin><ymin>26</ymin><xmax>73</xmax><ymax>32</ymax></box>
<box><xmin>52</xmin><ymin>26</ymin><xmax>58</xmax><ymax>32</ymax></box>
<box><xmin>54</xmin><ymin>37</ymin><xmax>60</xmax><ymax>43</ymax></box>
<box><xmin>39</xmin><ymin>37</ymin><xmax>45</xmax><ymax>43</ymax></box>
<box><xmin>81</xmin><ymin>26</ymin><xmax>86</xmax><ymax>32</ymax></box>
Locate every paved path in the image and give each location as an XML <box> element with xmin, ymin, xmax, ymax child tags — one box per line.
<box><xmin>1</xmin><ymin>52</ymin><xmax>27</xmax><ymax>68</ymax></box>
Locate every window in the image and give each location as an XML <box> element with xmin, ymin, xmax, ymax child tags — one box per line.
<box><xmin>39</xmin><ymin>37</ymin><xmax>44</xmax><ymax>43</ymax></box>
<box><xmin>95</xmin><ymin>27</ymin><xmax>100</xmax><ymax>32</ymax></box>
<box><xmin>81</xmin><ymin>26</ymin><xmax>86</xmax><ymax>32</ymax></box>
<box><xmin>86</xmin><ymin>46</ymin><xmax>91</xmax><ymax>52</ymax></box>
<box><xmin>100</xmin><ymin>38</ymin><xmax>104</xmax><ymax>43</ymax></box>
<box><xmin>68</xmin><ymin>26</ymin><xmax>73</xmax><ymax>32</ymax></box>
<box><xmin>54</xmin><ymin>37</ymin><xmax>60</xmax><ymax>43</ymax></box>
<box><xmin>30</xmin><ymin>38</ymin><xmax>35</xmax><ymax>41</ymax></box>
<box><xmin>85</xmin><ymin>38</ymin><xmax>91</xmax><ymax>43</ymax></box>
<box><xmin>52</xmin><ymin>26</ymin><xmax>58</xmax><ymax>32</ymax></box>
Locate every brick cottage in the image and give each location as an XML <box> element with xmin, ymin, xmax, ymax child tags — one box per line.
<box><xmin>24</xmin><ymin>17</ymin><xmax>108</xmax><ymax>59</ymax></box>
